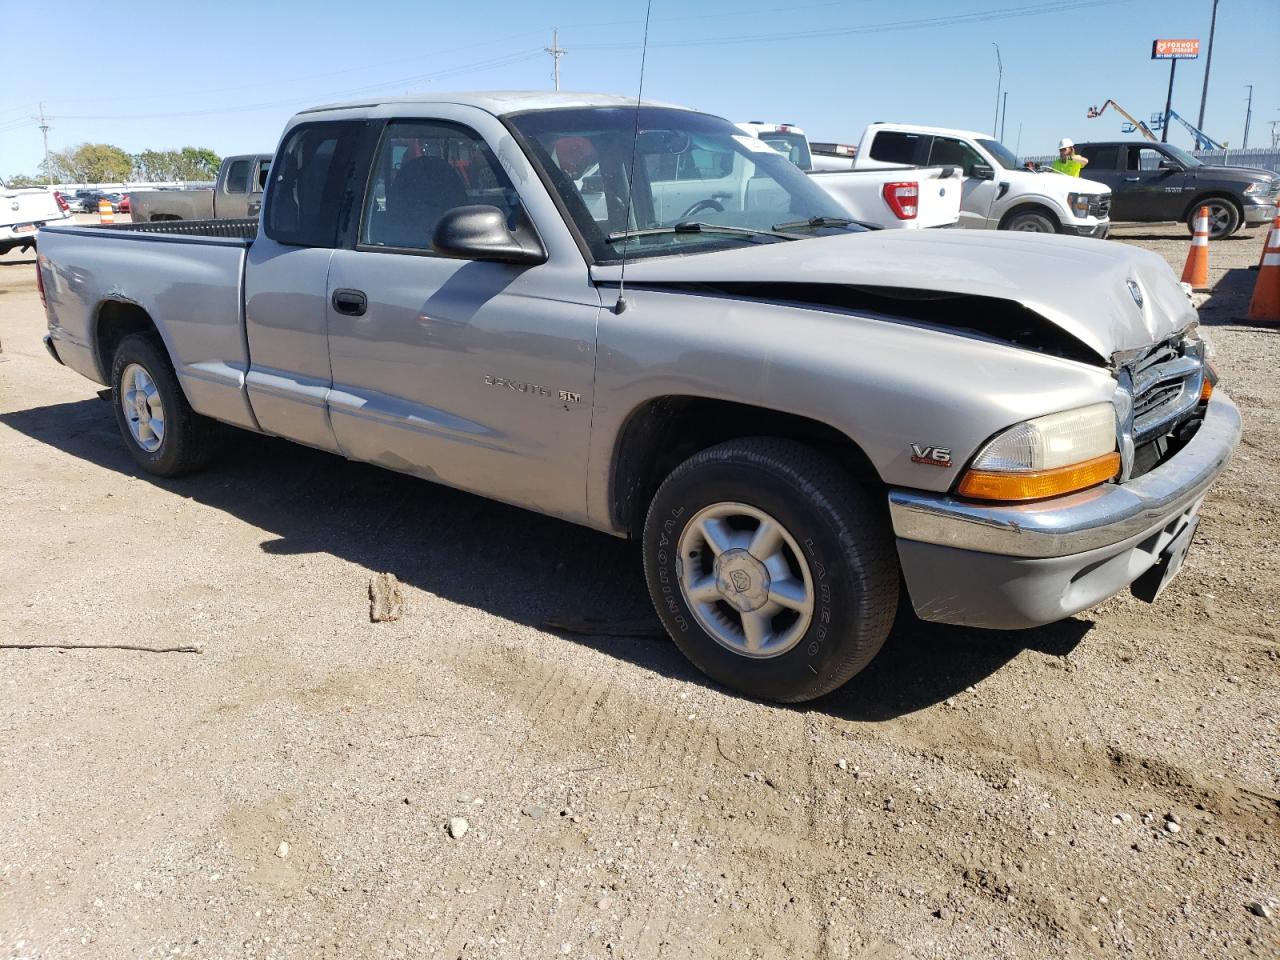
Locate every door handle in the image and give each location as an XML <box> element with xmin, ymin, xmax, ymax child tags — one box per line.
<box><xmin>1124</xmin><ymin>176</ymin><xmax>1140</xmax><ymax>182</ymax></box>
<box><xmin>332</xmin><ymin>288</ymin><xmax>367</xmax><ymax>317</ymax></box>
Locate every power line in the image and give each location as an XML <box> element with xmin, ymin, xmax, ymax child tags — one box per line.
<box><xmin>573</xmin><ymin>0</ymin><xmax>1136</xmax><ymax>50</ymax></box>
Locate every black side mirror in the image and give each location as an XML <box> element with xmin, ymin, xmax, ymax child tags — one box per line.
<box><xmin>432</xmin><ymin>205</ymin><xmax>546</xmax><ymax>266</ymax></box>
<box><xmin>1158</xmin><ymin>158</ymin><xmax>1180</xmax><ymax>171</ymax></box>
<box><xmin>972</xmin><ymin>163</ymin><xmax>995</xmax><ymax>181</ymax></box>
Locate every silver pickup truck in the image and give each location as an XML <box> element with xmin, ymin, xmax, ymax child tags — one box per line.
<box><xmin>36</xmin><ymin>92</ymin><xmax>1240</xmax><ymax>703</ymax></box>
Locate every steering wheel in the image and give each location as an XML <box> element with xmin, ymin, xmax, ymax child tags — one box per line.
<box><xmin>679</xmin><ymin>198</ymin><xmax>724</xmax><ymax>219</ymax></box>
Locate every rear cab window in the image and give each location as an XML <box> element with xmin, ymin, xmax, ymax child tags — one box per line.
<box><xmin>223</xmin><ymin>159</ymin><xmax>250</xmax><ymax>195</ymax></box>
<box><xmin>1075</xmin><ymin>144</ymin><xmax>1118</xmax><ymax>169</ymax></box>
<box><xmin>868</xmin><ymin>131</ymin><xmax>927</xmax><ymax>166</ymax></box>
<box><xmin>264</xmin><ymin>121</ymin><xmax>364</xmax><ymax>247</ymax></box>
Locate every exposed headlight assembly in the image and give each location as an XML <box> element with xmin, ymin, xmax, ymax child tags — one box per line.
<box><xmin>957</xmin><ymin>402</ymin><xmax>1119</xmax><ymax>501</ymax></box>
<box><xmin>1067</xmin><ymin>192</ymin><xmax>1092</xmax><ymax>219</ymax></box>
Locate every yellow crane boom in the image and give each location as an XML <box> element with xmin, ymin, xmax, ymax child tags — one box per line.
<box><xmin>1086</xmin><ymin>100</ymin><xmax>1160</xmax><ymax>142</ymax></box>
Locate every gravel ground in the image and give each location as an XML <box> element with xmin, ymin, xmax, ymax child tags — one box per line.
<box><xmin>1</xmin><ymin>221</ymin><xmax>1276</xmax><ymax>960</ymax></box>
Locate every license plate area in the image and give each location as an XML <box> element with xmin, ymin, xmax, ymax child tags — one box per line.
<box><xmin>1131</xmin><ymin>516</ymin><xmax>1199</xmax><ymax>603</ymax></box>
<box><xmin>12</xmin><ymin>222</ymin><xmax>36</xmax><ymax>234</ymax></box>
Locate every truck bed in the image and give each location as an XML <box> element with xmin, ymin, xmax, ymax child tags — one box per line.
<box><xmin>53</xmin><ymin>218</ymin><xmax>259</xmax><ymax>240</ymax></box>
<box><xmin>37</xmin><ymin>219</ymin><xmax>258</xmax><ymax>431</ymax></box>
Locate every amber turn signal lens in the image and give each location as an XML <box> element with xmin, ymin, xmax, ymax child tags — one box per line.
<box><xmin>957</xmin><ymin>452</ymin><xmax>1121</xmax><ymax>502</ymax></box>
<box><xmin>1200</xmin><ymin>377</ymin><xmax>1213</xmax><ymax>402</ymax></box>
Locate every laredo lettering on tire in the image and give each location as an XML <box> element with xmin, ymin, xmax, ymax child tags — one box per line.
<box><xmin>110</xmin><ymin>333</ymin><xmax>218</xmax><ymax>477</ymax></box>
<box><xmin>642</xmin><ymin>437</ymin><xmax>898</xmax><ymax>703</ymax></box>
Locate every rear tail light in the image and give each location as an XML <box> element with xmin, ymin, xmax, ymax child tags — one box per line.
<box><xmin>882</xmin><ymin>182</ymin><xmax>919</xmax><ymax>220</ymax></box>
<box><xmin>54</xmin><ymin>191</ymin><xmax>69</xmax><ymax>213</ymax></box>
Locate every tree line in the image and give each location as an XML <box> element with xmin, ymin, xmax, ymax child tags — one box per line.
<box><xmin>5</xmin><ymin>143</ymin><xmax>222</xmax><ymax>185</ymax></box>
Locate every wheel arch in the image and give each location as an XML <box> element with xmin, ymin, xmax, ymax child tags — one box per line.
<box><xmin>93</xmin><ymin>299</ymin><xmax>167</xmax><ymax>383</ymax></box>
<box><xmin>1181</xmin><ymin>192</ymin><xmax>1243</xmax><ymax>223</ymax></box>
<box><xmin>998</xmin><ymin>202</ymin><xmax>1063</xmax><ymax>232</ymax></box>
<box><xmin>608</xmin><ymin>395</ymin><xmax>882</xmax><ymax>537</ymax></box>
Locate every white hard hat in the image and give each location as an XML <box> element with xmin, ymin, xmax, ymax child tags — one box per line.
<box><xmin>1059</xmin><ymin>137</ymin><xmax>1074</xmax><ymax>150</ymax></box>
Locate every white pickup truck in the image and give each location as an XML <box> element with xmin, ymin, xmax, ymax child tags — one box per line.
<box><xmin>853</xmin><ymin>123</ymin><xmax>1113</xmax><ymax>237</ymax></box>
<box><xmin>736</xmin><ymin>122</ymin><xmax>962</xmax><ymax>230</ymax></box>
<box><xmin>1</xmin><ymin>180</ymin><xmax>73</xmax><ymax>256</ymax></box>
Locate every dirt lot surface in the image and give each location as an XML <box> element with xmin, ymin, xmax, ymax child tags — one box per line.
<box><xmin>1</xmin><ymin>222</ymin><xmax>1276</xmax><ymax>960</ymax></box>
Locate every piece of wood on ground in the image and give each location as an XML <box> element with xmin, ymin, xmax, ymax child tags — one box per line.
<box><xmin>369</xmin><ymin>572</ymin><xmax>404</xmax><ymax>622</ymax></box>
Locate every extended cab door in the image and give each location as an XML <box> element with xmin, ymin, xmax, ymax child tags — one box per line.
<box><xmin>322</xmin><ymin>110</ymin><xmax>600</xmax><ymax>525</ymax></box>
<box><xmin>244</xmin><ymin>121</ymin><xmax>366</xmax><ymax>452</ymax></box>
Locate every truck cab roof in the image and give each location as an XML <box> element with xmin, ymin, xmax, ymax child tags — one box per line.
<box><xmin>299</xmin><ymin>90</ymin><xmax>694</xmax><ymax>120</ymax></box>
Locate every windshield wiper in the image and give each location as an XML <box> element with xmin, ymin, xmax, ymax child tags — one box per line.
<box><xmin>606</xmin><ymin>221</ymin><xmax>800</xmax><ymax>243</ymax></box>
<box><xmin>771</xmin><ymin>215</ymin><xmax>860</xmax><ymax>231</ymax></box>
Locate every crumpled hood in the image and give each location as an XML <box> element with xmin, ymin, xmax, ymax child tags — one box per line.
<box><xmin>591</xmin><ymin>229</ymin><xmax>1196</xmax><ymax>360</ymax></box>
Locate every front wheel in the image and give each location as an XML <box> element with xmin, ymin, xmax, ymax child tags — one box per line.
<box><xmin>1003</xmin><ymin>210</ymin><xmax>1057</xmax><ymax>233</ymax></box>
<box><xmin>642</xmin><ymin>438</ymin><xmax>899</xmax><ymax>703</ymax></box>
<box><xmin>110</xmin><ymin>333</ymin><xmax>218</xmax><ymax>476</ymax></box>
<box><xmin>1187</xmin><ymin>199</ymin><xmax>1240</xmax><ymax>240</ymax></box>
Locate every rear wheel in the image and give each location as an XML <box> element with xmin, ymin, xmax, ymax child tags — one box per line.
<box><xmin>642</xmin><ymin>438</ymin><xmax>899</xmax><ymax>703</ymax></box>
<box><xmin>1188</xmin><ymin>198</ymin><xmax>1240</xmax><ymax>240</ymax></box>
<box><xmin>1003</xmin><ymin>209</ymin><xmax>1057</xmax><ymax>233</ymax></box>
<box><xmin>110</xmin><ymin>333</ymin><xmax>218</xmax><ymax>476</ymax></box>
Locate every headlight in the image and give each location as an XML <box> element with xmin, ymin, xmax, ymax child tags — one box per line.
<box><xmin>1243</xmin><ymin>181</ymin><xmax>1272</xmax><ymax>196</ymax></box>
<box><xmin>1067</xmin><ymin>192</ymin><xmax>1091</xmax><ymax>218</ymax></box>
<box><xmin>957</xmin><ymin>402</ymin><xmax>1119</xmax><ymax>501</ymax></box>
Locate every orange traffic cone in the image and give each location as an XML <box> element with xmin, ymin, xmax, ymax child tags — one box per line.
<box><xmin>1180</xmin><ymin>206</ymin><xmax>1210</xmax><ymax>290</ymax></box>
<box><xmin>98</xmin><ymin>198</ymin><xmax>115</xmax><ymax>225</ymax></box>
<box><xmin>1255</xmin><ymin>201</ymin><xmax>1280</xmax><ymax>269</ymax></box>
<box><xmin>1246</xmin><ymin>207</ymin><xmax>1280</xmax><ymax>323</ymax></box>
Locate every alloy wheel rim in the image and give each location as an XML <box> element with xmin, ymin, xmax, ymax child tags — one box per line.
<box><xmin>120</xmin><ymin>363</ymin><xmax>165</xmax><ymax>453</ymax></box>
<box><xmin>676</xmin><ymin>501</ymin><xmax>815</xmax><ymax>659</ymax></box>
<box><xmin>1206</xmin><ymin>203</ymin><xmax>1230</xmax><ymax>236</ymax></box>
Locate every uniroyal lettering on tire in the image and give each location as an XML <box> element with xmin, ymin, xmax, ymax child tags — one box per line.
<box><xmin>641</xmin><ymin>437</ymin><xmax>898</xmax><ymax>703</ymax></box>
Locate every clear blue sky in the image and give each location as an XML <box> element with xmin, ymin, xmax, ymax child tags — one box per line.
<box><xmin>2</xmin><ymin>0</ymin><xmax>1277</xmax><ymax>176</ymax></box>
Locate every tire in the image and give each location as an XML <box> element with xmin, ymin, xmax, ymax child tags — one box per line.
<box><xmin>1002</xmin><ymin>210</ymin><xmax>1057</xmax><ymax>233</ymax></box>
<box><xmin>1187</xmin><ymin>198</ymin><xmax>1240</xmax><ymax>240</ymax></box>
<box><xmin>642</xmin><ymin>438</ymin><xmax>899</xmax><ymax>703</ymax></box>
<box><xmin>110</xmin><ymin>333</ymin><xmax>218</xmax><ymax>476</ymax></box>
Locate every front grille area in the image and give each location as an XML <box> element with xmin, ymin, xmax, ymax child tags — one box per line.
<box><xmin>1090</xmin><ymin>194</ymin><xmax>1112</xmax><ymax>219</ymax></box>
<box><xmin>1126</xmin><ymin>335</ymin><xmax>1205</xmax><ymax>447</ymax></box>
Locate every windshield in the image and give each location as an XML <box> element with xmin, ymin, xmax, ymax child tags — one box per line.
<box><xmin>1163</xmin><ymin>144</ymin><xmax>1202</xmax><ymax>168</ymax></box>
<box><xmin>508</xmin><ymin>106</ymin><xmax>863</xmax><ymax>263</ymax></box>
<box><xmin>975</xmin><ymin>138</ymin><xmax>1020</xmax><ymax>170</ymax></box>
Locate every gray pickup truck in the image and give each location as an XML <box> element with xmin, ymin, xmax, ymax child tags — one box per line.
<box><xmin>128</xmin><ymin>154</ymin><xmax>272</xmax><ymax>223</ymax></box>
<box><xmin>36</xmin><ymin>92</ymin><xmax>1240</xmax><ymax>703</ymax></box>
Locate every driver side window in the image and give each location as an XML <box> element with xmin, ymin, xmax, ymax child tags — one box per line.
<box><xmin>361</xmin><ymin>120</ymin><xmax>522</xmax><ymax>252</ymax></box>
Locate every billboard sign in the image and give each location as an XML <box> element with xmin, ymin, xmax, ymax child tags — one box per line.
<box><xmin>1152</xmin><ymin>38</ymin><xmax>1201</xmax><ymax>59</ymax></box>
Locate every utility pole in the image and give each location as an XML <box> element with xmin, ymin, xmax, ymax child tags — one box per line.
<box><xmin>991</xmin><ymin>43</ymin><xmax>1002</xmax><ymax>138</ymax></box>
<box><xmin>545</xmin><ymin>28</ymin><xmax>567</xmax><ymax>92</ymax></box>
<box><xmin>1241</xmin><ymin>84</ymin><xmax>1253</xmax><ymax>148</ymax></box>
<box><xmin>1196</xmin><ymin>0</ymin><xmax>1219</xmax><ymax>133</ymax></box>
<box><xmin>1000</xmin><ymin>91</ymin><xmax>1008</xmax><ymax>142</ymax></box>
<box><xmin>38</xmin><ymin>102</ymin><xmax>51</xmax><ymax>185</ymax></box>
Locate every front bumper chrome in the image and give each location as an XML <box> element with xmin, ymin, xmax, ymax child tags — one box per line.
<box><xmin>1243</xmin><ymin>201</ymin><xmax>1277</xmax><ymax>226</ymax></box>
<box><xmin>888</xmin><ymin>389</ymin><xmax>1241</xmax><ymax>560</ymax></box>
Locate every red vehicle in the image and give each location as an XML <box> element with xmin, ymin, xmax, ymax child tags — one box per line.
<box><xmin>118</xmin><ymin>194</ymin><xmax>131</xmax><ymax>214</ymax></box>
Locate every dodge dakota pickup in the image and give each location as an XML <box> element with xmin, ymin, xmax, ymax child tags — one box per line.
<box><xmin>36</xmin><ymin>92</ymin><xmax>1241</xmax><ymax>703</ymax></box>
